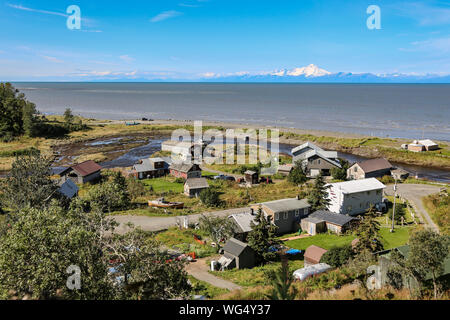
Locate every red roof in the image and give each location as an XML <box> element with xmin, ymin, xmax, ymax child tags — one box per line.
<box><xmin>304</xmin><ymin>245</ymin><xmax>328</xmax><ymax>264</ymax></box>
<box><xmin>71</xmin><ymin>160</ymin><xmax>102</xmax><ymax>177</ymax></box>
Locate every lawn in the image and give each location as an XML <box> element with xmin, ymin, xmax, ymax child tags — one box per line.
<box><xmin>211</xmin><ymin>259</ymin><xmax>304</xmax><ymax>287</ymax></box>
<box><xmin>189</xmin><ymin>276</ymin><xmax>229</xmax><ymax>299</ymax></box>
<box><xmin>423</xmin><ymin>192</ymin><xmax>450</xmax><ymax>235</ymax></box>
<box><xmin>141</xmin><ymin>177</ymin><xmax>184</xmax><ymax>193</ymax></box>
<box><xmin>378</xmin><ymin>226</ymin><xmax>411</xmax><ymax>249</ymax></box>
<box><xmin>285</xmin><ymin>233</ymin><xmax>356</xmax><ymax>251</ymax></box>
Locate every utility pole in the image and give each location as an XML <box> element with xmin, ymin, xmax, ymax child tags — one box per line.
<box><xmin>390</xmin><ymin>180</ymin><xmax>397</xmax><ymax>232</ymax></box>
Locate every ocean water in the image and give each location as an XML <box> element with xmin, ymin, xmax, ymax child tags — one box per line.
<box><xmin>12</xmin><ymin>82</ymin><xmax>450</xmax><ymax>141</ymax></box>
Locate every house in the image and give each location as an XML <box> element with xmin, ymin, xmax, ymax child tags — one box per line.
<box><xmin>184</xmin><ymin>177</ymin><xmax>209</xmax><ymax>197</ymax></box>
<box><xmin>301</xmin><ymin>210</ymin><xmax>356</xmax><ymax>235</ymax></box>
<box><xmin>252</xmin><ymin>197</ymin><xmax>311</xmax><ymax>235</ymax></box>
<box><xmin>218</xmin><ymin>238</ymin><xmax>256</xmax><ymax>270</ymax></box>
<box><xmin>131</xmin><ymin>157</ymin><xmax>169</xmax><ymax>179</ymax></box>
<box><xmin>228</xmin><ymin>211</ymin><xmax>258</xmax><ymax>241</ymax></box>
<box><xmin>327</xmin><ymin>178</ymin><xmax>386</xmax><ymax>216</ymax></box>
<box><xmin>57</xmin><ymin>179</ymin><xmax>79</xmax><ymax>199</ymax></box>
<box><xmin>304</xmin><ymin>245</ymin><xmax>328</xmax><ymax>267</ymax></box>
<box><xmin>170</xmin><ymin>163</ymin><xmax>202</xmax><ymax>179</ymax></box>
<box><xmin>418</xmin><ymin>139</ymin><xmax>439</xmax><ymax>151</ymax></box>
<box><xmin>60</xmin><ymin>160</ymin><xmax>103</xmax><ymax>184</ymax></box>
<box><xmin>244</xmin><ymin>170</ymin><xmax>259</xmax><ymax>185</ymax></box>
<box><xmin>347</xmin><ymin>158</ymin><xmax>393</xmax><ymax>180</ymax></box>
<box><xmin>407</xmin><ymin>140</ymin><xmax>425</xmax><ymax>152</ymax></box>
<box><xmin>291</xmin><ymin>142</ymin><xmax>341</xmax><ymax>177</ymax></box>
<box><xmin>277</xmin><ymin>163</ymin><xmax>294</xmax><ymax>176</ymax></box>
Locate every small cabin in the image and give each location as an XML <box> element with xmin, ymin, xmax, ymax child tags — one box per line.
<box><xmin>244</xmin><ymin>170</ymin><xmax>259</xmax><ymax>185</ymax></box>
<box><xmin>60</xmin><ymin>160</ymin><xmax>102</xmax><ymax>184</ymax></box>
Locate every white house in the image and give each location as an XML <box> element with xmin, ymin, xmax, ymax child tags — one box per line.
<box><xmin>326</xmin><ymin>178</ymin><xmax>386</xmax><ymax>216</ymax></box>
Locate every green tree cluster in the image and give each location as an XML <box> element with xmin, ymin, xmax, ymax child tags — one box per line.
<box><xmin>307</xmin><ymin>174</ymin><xmax>331</xmax><ymax>211</ymax></box>
<box><xmin>320</xmin><ymin>245</ymin><xmax>354</xmax><ymax>267</ymax></box>
<box><xmin>199</xmin><ymin>188</ymin><xmax>222</xmax><ymax>207</ymax></box>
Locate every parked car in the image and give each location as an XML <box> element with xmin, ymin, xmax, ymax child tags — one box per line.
<box><xmin>214</xmin><ymin>174</ymin><xmax>235</xmax><ymax>181</ymax></box>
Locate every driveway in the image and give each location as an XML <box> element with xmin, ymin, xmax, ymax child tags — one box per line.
<box><xmin>113</xmin><ymin>207</ymin><xmax>250</xmax><ymax>234</ymax></box>
<box><xmin>384</xmin><ymin>183</ymin><xmax>442</xmax><ymax>233</ymax></box>
<box><xmin>186</xmin><ymin>257</ymin><xmax>242</xmax><ymax>291</ymax></box>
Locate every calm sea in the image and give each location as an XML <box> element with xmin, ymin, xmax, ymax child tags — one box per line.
<box><xmin>12</xmin><ymin>82</ymin><xmax>450</xmax><ymax>141</ymax></box>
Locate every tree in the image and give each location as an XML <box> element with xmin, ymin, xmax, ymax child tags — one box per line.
<box><xmin>104</xmin><ymin>230</ymin><xmax>192</xmax><ymax>300</ymax></box>
<box><xmin>307</xmin><ymin>174</ymin><xmax>330</xmax><ymax>211</ymax></box>
<box><xmin>0</xmin><ymin>83</ymin><xmax>27</xmax><ymax>140</ymax></box>
<box><xmin>87</xmin><ymin>171</ymin><xmax>131</xmax><ymax>213</ymax></box>
<box><xmin>265</xmin><ymin>256</ymin><xmax>297</xmax><ymax>300</ymax></box>
<box><xmin>390</xmin><ymin>230</ymin><xmax>449</xmax><ymax>299</ymax></box>
<box><xmin>354</xmin><ymin>206</ymin><xmax>384</xmax><ymax>253</ymax></box>
<box><xmin>320</xmin><ymin>245</ymin><xmax>354</xmax><ymax>267</ymax></box>
<box><xmin>22</xmin><ymin>101</ymin><xmax>39</xmax><ymax>137</ymax></box>
<box><xmin>198</xmin><ymin>214</ymin><xmax>236</xmax><ymax>247</ymax></box>
<box><xmin>199</xmin><ymin>188</ymin><xmax>222</xmax><ymax>207</ymax></box>
<box><xmin>0</xmin><ymin>203</ymin><xmax>114</xmax><ymax>300</ymax></box>
<box><xmin>247</xmin><ymin>207</ymin><xmax>282</xmax><ymax>264</ymax></box>
<box><xmin>2</xmin><ymin>152</ymin><xmax>60</xmax><ymax>211</ymax></box>
<box><xmin>331</xmin><ymin>158</ymin><xmax>349</xmax><ymax>181</ymax></box>
<box><xmin>288</xmin><ymin>161</ymin><xmax>307</xmax><ymax>186</ymax></box>
<box><xmin>64</xmin><ymin>108</ymin><xmax>74</xmax><ymax>125</ymax></box>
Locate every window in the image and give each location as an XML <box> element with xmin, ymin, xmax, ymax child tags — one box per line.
<box><xmin>284</xmin><ymin>212</ymin><xmax>288</xmax><ymax>220</ymax></box>
<box><xmin>295</xmin><ymin>210</ymin><xmax>299</xmax><ymax>217</ymax></box>
<box><xmin>377</xmin><ymin>190</ymin><xmax>381</xmax><ymax>195</ymax></box>
<box><xmin>318</xmin><ymin>159</ymin><xmax>321</xmax><ymax>164</ymax></box>
<box><xmin>354</xmin><ymin>167</ymin><xmax>358</xmax><ymax>172</ymax></box>
<box><xmin>275</xmin><ymin>213</ymin><xmax>279</xmax><ymax>221</ymax></box>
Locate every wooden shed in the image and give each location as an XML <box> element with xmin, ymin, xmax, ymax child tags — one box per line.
<box><xmin>244</xmin><ymin>170</ymin><xmax>259</xmax><ymax>185</ymax></box>
<box><xmin>304</xmin><ymin>245</ymin><xmax>328</xmax><ymax>267</ymax></box>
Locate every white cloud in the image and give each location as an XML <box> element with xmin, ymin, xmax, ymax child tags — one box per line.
<box><xmin>41</xmin><ymin>55</ymin><xmax>64</xmax><ymax>63</ymax></box>
<box><xmin>411</xmin><ymin>37</ymin><xmax>450</xmax><ymax>53</ymax></box>
<box><xmin>120</xmin><ymin>55</ymin><xmax>135</xmax><ymax>63</ymax></box>
<box><xmin>150</xmin><ymin>11</ymin><xmax>183</xmax><ymax>23</ymax></box>
<box><xmin>7</xmin><ymin>3</ymin><xmax>68</xmax><ymax>17</ymax></box>
<box><xmin>393</xmin><ymin>2</ymin><xmax>450</xmax><ymax>26</ymax></box>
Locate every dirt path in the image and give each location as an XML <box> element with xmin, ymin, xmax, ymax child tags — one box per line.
<box><xmin>186</xmin><ymin>257</ymin><xmax>242</xmax><ymax>291</ymax></box>
<box><xmin>384</xmin><ymin>183</ymin><xmax>442</xmax><ymax>233</ymax></box>
<box><xmin>113</xmin><ymin>207</ymin><xmax>251</xmax><ymax>234</ymax></box>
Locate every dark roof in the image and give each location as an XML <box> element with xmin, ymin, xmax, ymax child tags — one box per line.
<box><xmin>304</xmin><ymin>245</ymin><xmax>328</xmax><ymax>263</ymax></box>
<box><xmin>223</xmin><ymin>238</ymin><xmax>249</xmax><ymax>257</ymax></box>
<box><xmin>355</xmin><ymin>158</ymin><xmax>392</xmax><ymax>173</ymax></box>
<box><xmin>244</xmin><ymin>170</ymin><xmax>257</xmax><ymax>175</ymax></box>
<box><xmin>309</xmin><ymin>210</ymin><xmax>355</xmax><ymax>226</ymax></box>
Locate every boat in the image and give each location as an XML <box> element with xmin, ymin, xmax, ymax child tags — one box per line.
<box><xmin>148</xmin><ymin>197</ymin><xmax>184</xmax><ymax>209</ymax></box>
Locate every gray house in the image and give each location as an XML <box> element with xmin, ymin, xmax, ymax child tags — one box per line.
<box><xmin>132</xmin><ymin>157</ymin><xmax>169</xmax><ymax>179</ymax></box>
<box><xmin>252</xmin><ymin>197</ymin><xmax>311</xmax><ymax>235</ymax></box>
<box><xmin>60</xmin><ymin>160</ymin><xmax>102</xmax><ymax>184</ymax></box>
<box><xmin>301</xmin><ymin>210</ymin><xmax>356</xmax><ymax>235</ymax></box>
<box><xmin>184</xmin><ymin>178</ymin><xmax>209</xmax><ymax>197</ymax></box>
<box><xmin>218</xmin><ymin>238</ymin><xmax>256</xmax><ymax>270</ymax></box>
<box><xmin>291</xmin><ymin>142</ymin><xmax>341</xmax><ymax>177</ymax></box>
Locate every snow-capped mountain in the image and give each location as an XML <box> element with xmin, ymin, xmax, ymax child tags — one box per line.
<box><xmin>201</xmin><ymin>64</ymin><xmax>450</xmax><ymax>83</ymax></box>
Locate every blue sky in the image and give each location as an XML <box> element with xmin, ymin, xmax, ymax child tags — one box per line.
<box><xmin>0</xmin><ymin>0</ymin><xmax>449</xmax><ymax>81</ymax></box>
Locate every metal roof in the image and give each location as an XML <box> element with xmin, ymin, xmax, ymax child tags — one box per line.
<box><xmin>62</xmin><ymin>160</ymin><xmax>102</xmax><ymax>177</ymax></box>
<box><xmin>170</xmin><ymin>162</ymin><xmax>198</xmax><ymax>173</ymax></box>
<box><xmin>229</xmin><ymin>212</ymin><xmax>258</xmax><ymax>233</ymax></box>
<box><xmin>261</xmin><ymin>198</ymin><xmax>311</xmax><ymax>213</ymax></box>
<box><xmin>418</xmin><ymin>139</ymin><xmax>438</xmax><ymax>147</ymax></box>
<box><xmin>58</xmin><ymin>179</ymin><xmax>79</xmax><ymax>199</ymax></box>
<box><xmin>328</xmin><ymin>178</ymin><xmax>386</xmax><ymax>194</ymax></box>
<box><xmin>134</xmin><ymin>158</ymin><xmax>169</xmax><ymax>173</ymax></box>
<box><xmin>309</xmin><ymin>210</ymin><xmax>355</xmax><ymax>226</ymax></box>
<box><xmin>185</xmin><ymin>177</ymin><xmax>209</xmax><ymax>189</ymax></box>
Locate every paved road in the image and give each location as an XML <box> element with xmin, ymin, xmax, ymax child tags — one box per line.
<box><xmin>186</xmin><ymin>257</ymin><xmax>242</xmax><ymax>291</ymax></box>
<box><xmin>113</xmin><ymin>207</ymin><xmax>251</xmax><ymax>234</ymax></box>
<box><xmin>384</xmin><ymin>183</ymin><xmax>442</xmax><ymax>233</ymax></box>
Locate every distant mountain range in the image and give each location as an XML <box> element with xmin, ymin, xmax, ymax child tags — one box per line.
<box><xmin>200</xmin><ymin>64</ymin><xmax>450</xmax><ymax>83</ymax></box>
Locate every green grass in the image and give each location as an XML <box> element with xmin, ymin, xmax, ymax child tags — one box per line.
<box><xmin>284</xmin><ymin>233</ymin><xmax>356</xmax><ymax>251</ymax></box>
<box><xmin>378</xmin><ymin>227</ymin><xmax>411</xmax><ymax>249</ymax></box>
<box><xmin>202</xmin><ymin>171</ymin><xmax>218</xmax><ymax>178</ymax></box>
<box><xmin>188</xmin><ymin>276</ymin><xmax>229</xmax><ymax>299</ymax></box>
<box><xmin>212</xmin><ymin>259</ymin><xmax>304</xmax><ymax>287</ymax></box>
<box><xmin>141</xmin><ymin>177</ymin><xmax>184</xmax><ymax>193</ymax></box>
<box><xmin>423</xmin><ymin>192</ymin><xmax>450</xmax><ymax>235</ymax></box>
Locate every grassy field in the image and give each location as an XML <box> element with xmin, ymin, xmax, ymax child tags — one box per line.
<box><xmin>211</xmin><ymin>259</ymin><xmax>304</xmax><ymax>287</ymax></box>
<box><xmin>378</xmin><ymin>227</ymin><xmax>411</xmax><ymax>249</ymax></box>
<box><xmin>141</xmin><ymin>177</ymin><xmax>184</xmax><ymax>193</ymax></box>
<box><xmin>285</xmin><ymin>233</ymin><xmax>356</xmax><ymax>251</ymax></box>
<box><xmin>423</xmin><ymin>192</ymin><xmax>450</xmax><ymax>235</ymax></box>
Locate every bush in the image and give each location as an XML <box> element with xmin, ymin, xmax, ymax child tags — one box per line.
<box><xmin>199</xmin><ymin>188</ymin><xmax>222</xmax><ymax>208</ymax></box>
<box><xmin>380</xmin><ymin>175</ymin><xmax>395</xmax><ymax>184</ymax></box>
<box><xmin>127</xmin><ymin>178</ymin><xmax>149</xmax><ymax>200</ymax></box>
<box><xmin>320</xmin><ymin>245</ymin><xmax>354</xmax><ymax>268</ymax></box>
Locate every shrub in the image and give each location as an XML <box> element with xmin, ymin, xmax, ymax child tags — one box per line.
<box><xmin>199</xmin><ymin>188</ymin><xmax>222</xmax><ymax>208</ymax></box>
<box><xmin>320</xmin><ymin>245</ymin><xmax>354</xmax><ymax>268</ymax></box>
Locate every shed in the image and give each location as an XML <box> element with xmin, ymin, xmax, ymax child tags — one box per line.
<box><xmin>60</xmin><ymin>160</ymin><xmax>102</xmax><ymax>184</ymax></box>
<box><xmin>244</xmin><ymin>170</ymin><xmax>259</xmax><ymax>185</ymax></box>
<box><xmin>219</xmin><ymin>238</ymin><xmax>256</xmax><ymax>269</ymax></box>
<box><xmin>184</xmin><ymin>177</ymin><xmax>209</xmax><ymax>197</ymax></box>
<box><xmin>407</xmin><ymin>141</ymin><xmax>425</xmax><ymax>152</ymax></box>
<box><xmin>304</xmin><ymin>245</ymin><xmax>328</xmax><ymax>267</ymax></box>
<box><xmin>301</xmin><ymin>217</ymin><xmax>326</xmax><ymax>236</ymax></box>
<box><xmin>277</xmin><ymin>164</ymin><xmax>294</xmax><ymax>176</ymax></box>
